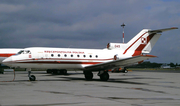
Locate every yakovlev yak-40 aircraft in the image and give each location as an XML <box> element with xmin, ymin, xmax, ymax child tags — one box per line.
<box><xmin>2</xmin><ymin>27</ymin><xmax>178</xmax><ymax>81</ymax></box>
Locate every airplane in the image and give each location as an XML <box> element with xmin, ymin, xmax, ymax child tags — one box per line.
<box><xmin>0</xmin><ymin>49</ymin><xmax>22</xmax><ymax>63</ymax></box>
<box><xmin>2</xmin><ymin>27</ymin><xmax>178</xmax><ymax>81</ymax></box>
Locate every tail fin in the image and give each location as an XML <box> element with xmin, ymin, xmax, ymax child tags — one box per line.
<box><xmin>123</xmin><ymin>27</ymin><xmax>178</xmax><ymax>56</ymax></box>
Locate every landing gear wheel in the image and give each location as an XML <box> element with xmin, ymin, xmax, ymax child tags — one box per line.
<box><xmin>46</xmin><ymin>69</ymin><xmax>52</xmax><ymax>73</ymax></box>
<box><xmin>84</xmin><ymin>71</ymin><xmax>93</xmax><ymax>80</ymax></box>
<box><xmin>100</xmin><ymin>72</ymin><xmax>109</xmax><ymax>81</ymax></box>
<box><xmin>61</xmin><ymin>70</ymin><xmax>67</xmax><ymax>75</ymax></box>
<box><xmin>56</xmin><ymin>70</ymin><xmax>61</xmax><ymax>75</ymax></box>
<box><xmin>29</xmin><ymin>75</ymin><xmax>36</xmax><ymax>81</ymax></box>
<box><xmin>52</xmin><ymin>69</ymin><xmax>58</xmax><ymax>74</ymax></box>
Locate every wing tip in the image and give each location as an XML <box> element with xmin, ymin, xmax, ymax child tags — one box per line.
<box><xmin>171</xmin><ymin>27</ymin><xmax>178</xmax><ymax>29</ymax></box>
<box><xmin>141</xmin><ymin>54</ymin><xmax>157</xmax><ymax>58</ymax></box>
<box><xmin>148</xmin><ymin>27</ymin><xmax>178</xmax><ymax>33</ymax></box>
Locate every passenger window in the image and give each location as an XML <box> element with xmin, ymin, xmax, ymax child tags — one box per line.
<box><xmin>45</xmin><ymin>54</ymin><xmax>48</xmax><ymax>58</ymax></box>
<box><xmin>96</xmin><ymin>55</ymin><xmax>98</xmax><ymax>58</ymax></box>
<box><xmin>58</xmin><ymin>54</ymin><xmax>60</xmax><ymax>57</ymax></box>
<box><xmin>77</xmin><ymin>55</ymin><xmax>80</xmax><ymax>57</ymax></box>
<box><xmin>71</xmin><ymin>54</ymin><xmax>73</xmax><ymax>57</ymax></box>
<box><xmin>51</xmin><ymin>54</ymin><xmax>54</xmax><ymax>57</ymax></box>
<box><xmin>64</xmin><ymin>54</ymin><xmax>67</xmax><ymax>57</ymax></box>
<box><xmin>83</xmin><ymin>55</ymin><xmax>86</xmax><ymax>58</ymax></box>
<box><xmin>89</xmin><ymin>55</ymin><xmax>92</xmax><ymax>58</ymax></box>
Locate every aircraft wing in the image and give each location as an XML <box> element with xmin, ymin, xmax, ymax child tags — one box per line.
<box><xmin>84</xmin><ymin>55</ymin><xmax>156</xmax><ymax>71</ymax></box>
<box><xmin>148</xmin><ymin>27</ymin><xmax>178</xmax><ymax>33</ymax></box>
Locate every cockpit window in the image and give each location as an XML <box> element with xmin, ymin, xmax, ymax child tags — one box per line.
<box><xmin>17</xmin><ymin>50</ymin><xmax>24</xmax><ymax>54</ymax></box>
<box><xmin>17</xmin><ymin>50</ymin><xmax>31</xmax><ymax>54</ymax></box>
<box><xmin>25</xmin><ymin>50</ymin><xmax>31</xmax><ymax>54</ymax></box>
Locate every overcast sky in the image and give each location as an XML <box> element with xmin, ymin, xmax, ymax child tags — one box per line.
<box><xmin>0</xmin><ymin>0</ymin><xmax>180</xmax><ymax>63</ymax></box>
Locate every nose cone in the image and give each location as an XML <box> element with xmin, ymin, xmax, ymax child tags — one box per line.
<box><xmin>2</xmin><ymin>57</ymin><xmax>13</xmax><ymax>67</ymax></box>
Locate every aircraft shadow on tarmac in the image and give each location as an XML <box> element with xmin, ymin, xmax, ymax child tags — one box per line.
<box><xmin>10</xmin><ymin>72</ymin><xmax>159</xmax><ymax>84</ymax></box>
<box><xmin>35</xmin><ymin>72</ymin><xmax>144</xmax><ymax>84</ymax></box>
<box><xmin>57</xmin><ymin>76</ymin><xmax>148</xmax><ymax>85</ymax></box>
<box><xmin>11</xmin><ymin>75</ymin><xmax>149</xmax><ymax>85</ymax></box>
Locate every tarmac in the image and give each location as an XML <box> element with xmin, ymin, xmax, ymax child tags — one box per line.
<box><xmin>0</xmin><ymin>70</ymin><xmax>180</xmax><ymax>106</ymax></box>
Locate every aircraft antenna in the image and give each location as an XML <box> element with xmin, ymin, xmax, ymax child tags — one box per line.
<box><xmin>121</xmin><ymin>23</ymin><xmax>125</xmax><ymax>43</ymax></box>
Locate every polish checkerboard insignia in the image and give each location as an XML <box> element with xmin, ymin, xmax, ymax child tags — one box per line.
<box><xmin>141</xmin><ymin>37</ymin><xmax>147</xmax><ymax>44</ymax></box>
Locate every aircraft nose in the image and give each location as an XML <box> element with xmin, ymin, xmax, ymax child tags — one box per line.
<box><xmin>2</xmin><ymin>57</ymin><xmax>13</xmax><ymax>67</ymax></box>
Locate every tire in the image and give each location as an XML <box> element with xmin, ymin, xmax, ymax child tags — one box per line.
<box><xmin>52</xmin><ymin>69</ymin><xmax>58</xmax><ymax>74</ymax></box>
<box><xmin>56</xmin><ymin>70</ymin><xmax>61</xmax><ymax>75</ymax></box>
<box><xmin>29</xmin><ymin>75</ymin><xmax>36</xmax><ymax>81</ymax></box>
<box><xmin>46</xmin><ymin>69</ymin><xmax>52</xmax><ymax>73</ymax></box>
<box><xmin>61</xmin><ymin>69</ymin><xmax>67</xmax><ymax>75</ymax></box>
<box><xmin>84</xmin><ymin>71</ymin><xmax>93</xmax><ymax>80</ymax></box>
<box><xmin>100</xmin><ymin>72</ymin><xmax>109</xmax><ymax>81</ymax></box>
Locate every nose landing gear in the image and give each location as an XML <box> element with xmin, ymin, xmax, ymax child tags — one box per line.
<box><xmin>27</xmin><ymin>69</ymin><xmax>36</xmax><ymax>81</ymax></box>
<box><xmin>29</xmin><ymin>75</ymin><xmax>36</xmax><ymax>81</ymax></box>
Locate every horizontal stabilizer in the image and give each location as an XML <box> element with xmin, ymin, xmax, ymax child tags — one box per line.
<box><xmin>148</xmin><ymin>27</ymin><xmax>178</xmax><ymax>33</ymax></box>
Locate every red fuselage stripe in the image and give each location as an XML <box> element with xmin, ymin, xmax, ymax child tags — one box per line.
<box><xmin>0</xmin><ymin>53</ymin><xmax>16</xmax><ymax>57</ymax></box>
<box><xmin>15</xmin><ymin>61</ymin><xmax>102</xmax><ymax>64</ymax></box>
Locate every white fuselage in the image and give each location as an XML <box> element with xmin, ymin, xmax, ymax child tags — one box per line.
<box><xmin>4</xmin><ymin>47</ymin><xmax>130</xmax><ymax>70</ymax></box>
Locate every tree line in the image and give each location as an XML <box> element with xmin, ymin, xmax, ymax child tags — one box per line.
<box><xmin>129</xmin><ymin>61</ymin><xmax>180</xmax><ymax>68</ymax></box>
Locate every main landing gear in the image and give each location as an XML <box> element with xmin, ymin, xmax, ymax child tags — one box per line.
<box><xmin>27</xmin><ymin>68</ymin><xmax>36</xmax><ymax>81</ymax></box>
<box><xmin>83</xmin><ymin>71</ymin><xmax>93</xmax><ymax>80</ymax></box>
<box><xmin>83</xmin><ymin>70</ymin><xmax>110</xmax><ymax>81</ymax></box>
<box><xmin>98</xmin><ymin>71</ymin><xmax>109</xmax><ymax>81</ymax></box>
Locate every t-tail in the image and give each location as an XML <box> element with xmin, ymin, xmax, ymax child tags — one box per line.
<box><xmin>123</xmin><ymin>27</ymin><xmax>178</xmax><ymax>56</ymax></box>
<box><xmin>106</xmin><ymin>27</ymin><xmax>178</xmax><ymax>56</ymax></box>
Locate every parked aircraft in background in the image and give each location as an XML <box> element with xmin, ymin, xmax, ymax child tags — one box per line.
<box><xmin>0</xmin><ymin>49</ymin><xmax>21</xmax><ymax>63</ymax></box>
<box><xmin>2</xmin><ymin>27</ymin><xmax>178</xmax><ymax>81</ymax></box>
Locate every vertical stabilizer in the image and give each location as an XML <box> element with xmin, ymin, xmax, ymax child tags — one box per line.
<box><xmin>123</xmin><ymin>27</ymin><xmax>178</xmax><ymax>56</ymax></box>
<box><xmin>123</xmin><ymin>29</ymin><xmax>150</xmax><ymax>56</ymax></box>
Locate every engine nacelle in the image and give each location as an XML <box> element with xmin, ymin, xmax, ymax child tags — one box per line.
<box><xmin>107</xmin><ymin>43</ymin><xmax>127</xmax><ymax>50</ymax></box>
